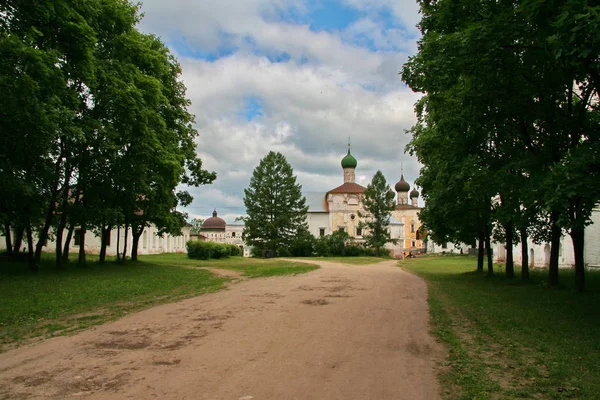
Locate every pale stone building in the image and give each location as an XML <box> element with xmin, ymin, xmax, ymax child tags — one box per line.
<box><xmin>494</xmin><ymin>204</ymin><xmax>600</xmax><ymax>268</ymax></box>
<box><xmin>305</xmin><ymin>147</ymin><xmax>425</xmax><ymax>258</ymax></box>
<box><xmin>195</xmin><ymin>209</ymin><xmax>252</xmax><ymax>257</ymax></box>
<box><xmin>1</xmin><ymin>224</ymin><xmax>192</xmax><ymax>256</ymax></box>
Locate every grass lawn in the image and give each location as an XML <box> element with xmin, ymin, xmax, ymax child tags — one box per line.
<box><xmin>402</xmin><ymin>256</ymin><xmax>600</xmax><ymax>400</ymax></box>
<box><xmin>296</xmin><ymin>256</ymin><xmax>390</xmax><ymax>265</ymax></box>
<box><xmin>138</xmin><ymin>253</ymin><xmax>319</xmax><ymax>278</ymax></box>
<box><xmin>0</xmin><ymin>253</ymin><xmax>317</xmax><ymax>349</ymax></box>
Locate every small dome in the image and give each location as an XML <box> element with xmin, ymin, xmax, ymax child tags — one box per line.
<box><xmin>410</xmin><ymin>188</ymin><xmax>419</xmax><ymax>198</ymax></box>
<box><xmin>341</xmin><ymin>149</ymin><xmax>357</xmax><ymax>169</ymax></box>
<box><xmin>395</xmin><ymin>174</ymin><xmax>410</xmax><ymax>192</ymax></box>
<box><xmin>201</xmin><ymin>209</ymin><xmax>226</xmax><ymax>231</ymax></box>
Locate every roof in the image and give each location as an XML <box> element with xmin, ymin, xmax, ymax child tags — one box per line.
<box><xmin>201</xmin><ymin>209</ymin><xmax>226</xmax><ymax>231</ymax></box>
<box><xmin>395</xmin><ymin>174</ymin><xmax>410</xmax><ymax>192</ymax></box>
<box><xmin>389</xmin><ymin>216</ymin><xmax>403</xmax><ymax>225</ymax></box>
<box><xmin>327</xmin><ymin>182</ymin><xmax>366</xmax><ymax>194</ymax></box>
<box><xmin>341</xmin><ymin>149</ymin><xmax>357</xmax><ymax>169</ymax></box>
<box><xmin>395</xmin><ymin>204</ymin><xmax>421</xmax><ymax>210</ymax></box>
<box><xmin>305</xmin><ymin>192</ymin><xmax>328</xmax><ymax>212</ymax></box>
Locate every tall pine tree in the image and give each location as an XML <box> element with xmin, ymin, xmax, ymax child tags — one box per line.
<box><xmin>243</xmin><ymin>152</ymin><xmax>308</xmax><ymax>256</ymax></box>
<box><xmin>359</xmin><ymin>171</ymin><xmax>396</xmax><ymax>256</ymax></box>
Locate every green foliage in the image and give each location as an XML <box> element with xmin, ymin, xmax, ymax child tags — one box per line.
<box><xmin>243</xmin><ymin>152</ymin><xmax>308</xmax><ymax>256</ymax></box>
<box><xmin>359</xmin><ymin>171</ymin><xmax>396</xmax><ymax>255</ymax></box>
<box><xmin>186</xmin><ymin>241</ymin><xmax>240</xmax><ymax>260</ymax></box>
<box><xmin>402</xmin><ymin>0</ymin><xmax>600</xmax><ymax>289</ymax></box>
<box><xmin>288</xmin><ymin>227</ymin><xmax>317</xmax><ymax>257</ymax></box>
<box><xmin>310</xmin><ymin>231</ymin><xmax>389</xmax><ymax>257</ymax></box>
<box><xmin>0</xmin><ymin>0</ymin><xmax>215</xmax><ymax>267</ymax></box>
<box><xmin>190</xmin><ymin>218</ymin><xmax>205</xmax><ymax>235</ymax></box>
<box><xmin>403</xmin><ymin>256</ymin><xmax>600</xmax><ymax>399</ymax></box>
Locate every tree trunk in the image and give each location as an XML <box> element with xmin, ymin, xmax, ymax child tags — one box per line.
<box><xmin>26</xmin><ymin>222</ymin><xmax>37</xmax><ymax>272</ymax></box>
<box><xmin>570</xmin><ymin>227</ymin><xmax>586</xmax><ymax>293</ymax></box>
<box><xmin>131</xmin><ymin>224</ymin><xmax>144</xmax><ymax>262</ymax></box>
<box><xmin>520</xmin><ymin>228</ymin><xmax>529</xmax><ymax>281</ymax></box>
<box><xmin>99</xmin><ymin>226</ymin><xmax>110</xmax><ymax>264</ymax></box>
<box><xmin>549</xmin><ymin>211</ymin><xmax>561</xmax><ymax>287</ymax></box>
<box><xmin>3</xmin><ymin>222</ymin><xmax>12</xmax><ymax>253</ymax></box>
<box><xmin>477</xmin><ymin>231</ymin><xmax>484</xmax><ymax>272</ymax></box>
<box><xmin>78</xmin><ymin>226</ymin><xmax>86</xmax><ymax>265</ymax></box>
<box><xmin>55</xmin><ymin>164</ymin><xmax>73</xmax><ymax>267</ymax></box>
<box><xmin>504</xmin><ymin>222</ymin><xmax>514</xmax><ymax>278</ymax></box>
<box><xmin>485</xmin><ymin>227</ymin><xmax>493</xmax><ymax>275</ymax></box>
<box><xmin>116</xmin><ymin>225</ymin><xmax>121</xmax><ymax>263</ymax></box>
<box><xmin>13</xmin><ymin>225</ymin><xmax>24</xmax><ymax>253</ymax></box>
<box><xmin>34</xmin><ymin>190</ymin><xmax>60</xmax><ymax>264</ymax></box>
<box><xmin>62</xmin><ymin>224</ymin><xmax>75</xmax><ymax>264</ymax></box>
<box><xmin>122</xmin><ymin>223</ymin><xmax>129</xmax><ymax>262</ymax></box>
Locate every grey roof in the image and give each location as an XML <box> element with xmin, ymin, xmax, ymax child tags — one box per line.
<box><xmin>305</xmin><ymin>192</ymin><xmax>328</xmax><ymax>212</ymax></box>
<box><xmin>389</xmin><ymin>216</ymin><xmax>403</xmax><ymax>225</ymax></box>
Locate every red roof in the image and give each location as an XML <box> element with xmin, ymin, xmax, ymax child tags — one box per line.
<box><xmin>327</xmin><ymin>183</ymin><xmax>366</xmax><ymax>194</ymax></box>
<box><xmin>395</xmin><ymin>204</ymin><xmax>421</xmax><ymax>210</ymax></box>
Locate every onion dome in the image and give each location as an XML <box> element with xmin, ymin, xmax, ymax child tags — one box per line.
<box><xmin>410</xmin><ymin>188</ymin><xmax>419</xmax><ymax>198</ymax></box>
<box><xmin>394</xmin><ymin>174</ymin><xmax>410</xmax><ymax>192</ymax></box>
<box><xmin>201</xmin><ymin>209</ymin><xmax>226</xmax><ymax>231</ymax></box>
<box><xmin>341</xmin><ymin>149</ymin><xmax>357</xmax><ymax>169</ymax></box>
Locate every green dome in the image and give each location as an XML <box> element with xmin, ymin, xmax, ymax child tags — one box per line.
<box><xmin>341</xmin><ymin>149</ymin><xmax>357</xmax><ymax>169</ymax></box>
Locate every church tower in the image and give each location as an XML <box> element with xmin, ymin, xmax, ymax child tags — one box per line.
<box><xmin>394</xmin><ymin>173</ymin><xmax>410</xmax><ymax>205</ymax></box>
<box><xmin>340</xmin><ymin>142</ymin><xmax>357</xmax><ymax>183</ymax></box>
<box><xmin>410</xmin><ymin>187</ymin><xmax>419</xmax><ymax>207</ymax></box>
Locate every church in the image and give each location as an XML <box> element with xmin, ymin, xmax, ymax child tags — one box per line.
<box><xmin>304</xmin><ymin>146</ymin><xmax>424</xmax><ymax>258</ymax></box>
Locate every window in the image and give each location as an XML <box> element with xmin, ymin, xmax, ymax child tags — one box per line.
<box><xmin>412</xmin><ymin>240</ymin><xmax>416</xmax><ymax>248</ymax></box>
<box><xmin>410</xmin><ymin>222</ymin><xmax>415</xmax><ymax>233</ymax></box>
<box><xmin>442</xmin><ymin>242</ymin><xmax>447</xmax><ymax>249</ymax></box>
<box><xmin>74</xmin><ymin>229</ymin><xmax>82</xmax><ymax>246</ymax></box>
<box><xmin>319</xmin><ymin>228</ymin><xmax>325</xmax><ymax>237</ymax></box>
<box><xmin>143</xmin><ymin>231</ymin><xmax>148</xmax><ymax>249</ymax></box>
<box><xmin>356</xmin><ymin>228</ymin><xmax>362</xmax><ymax>236</ymax></box>
<box><xmin>232</xmin><ymin>231</ymin><xmax>236</xmax><ymax>237</ymax></box>
<box><xmin>338</xmin><ymin>227</ymin><xmax>345</xmax><ymax>233</ymax></box>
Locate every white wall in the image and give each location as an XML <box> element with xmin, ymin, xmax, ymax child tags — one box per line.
<box><xmin>307</xmin><ymin>212</ymin><xmax>330</xmax><ymax>238</ymax></box>
<box><xmin>1</xmin><ymin>225</ymin><xmax>191</xmax><ymax>256</ymax></box>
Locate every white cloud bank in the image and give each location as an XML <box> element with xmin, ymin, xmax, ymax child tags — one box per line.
<box><xmin>138</xmin><ymin>0</ymin><xmax>423</xmax><ymax>221</ymax></box>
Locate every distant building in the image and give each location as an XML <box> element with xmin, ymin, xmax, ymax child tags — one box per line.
<box><xmin>196</xmin><ymin>209</ymin><xmax>251</xmax><ymax>257</ymax></box>
<box><xmin>1</xmin><ymin>224</ymin><xmax>192</xmax><ymax>256</ymax></box>
<box><xmin>305</xmin><ymin>146</ymin><xmax>425</xmax><ymax>258</ymax></box>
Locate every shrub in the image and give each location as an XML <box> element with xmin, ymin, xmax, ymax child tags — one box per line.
<box><xmin>186</xmin><ymin>240</ymin><xmax>240</xmax><ymax>260</ymax></box>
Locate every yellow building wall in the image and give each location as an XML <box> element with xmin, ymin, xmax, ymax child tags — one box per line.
<box><xmin>392</xmin><ymin>208</ymin><xmax>423</xmax><ymax>251</ymax></box>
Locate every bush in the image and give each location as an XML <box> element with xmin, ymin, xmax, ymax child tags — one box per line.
<box><xmin>227</xmin><ymin>244</ymin><xmax>242</xmax><ymax>256</ymax></box>
<box><xmin>289</xmin><ymin>229</ymin><xmax>317</xmax><ymax>257</ymax></box>
<box><xmin>186</xmin><ymin>240</ymin><xmax>241</xmax><ymax>260</ymax></box>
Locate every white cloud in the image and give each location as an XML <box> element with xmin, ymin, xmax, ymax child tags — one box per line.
<box><xmin>137</xmin><ymin>0</ymin><xmax>424</xmax><ymax>218</ymax></box>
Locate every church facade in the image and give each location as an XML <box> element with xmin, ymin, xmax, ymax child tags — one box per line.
<box><xmin>305</xmin><ymin>147</ymin><xmax>424</xmax><ymax>258</ymax></box>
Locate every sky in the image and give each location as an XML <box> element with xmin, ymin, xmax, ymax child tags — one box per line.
<box><xmin>138</xmin><ymin>0</ymin><xmax>423</xmax><ymax>222</ymax></box>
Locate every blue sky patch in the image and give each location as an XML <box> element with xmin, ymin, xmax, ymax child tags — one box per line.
<box><xmin>239</xmin><ymin>97</ymin><xmax>265</xmax><ymax>121</ymax></box>
<box><xmin>267</xmin><ymin>0</ymin><xmax>363</xmax><ymax>32</ymax></box>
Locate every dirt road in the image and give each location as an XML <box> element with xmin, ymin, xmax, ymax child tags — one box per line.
<box><xmin>0</xmin><ymin>260</ymin><xmax>442</xmax><ymax>400</ymax></box>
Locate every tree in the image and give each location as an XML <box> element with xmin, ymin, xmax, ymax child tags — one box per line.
<box><xmin>0</xmin><ymin>0</ymin><xmax>215</xmax><ymax>268</ymax></box>
<box><xmin>359</xmin><ymin>171</ymin><xmax>396</xmax><ymax>256</ymax></box>
<box><xmin>402</xmin><ymin>0</ymin><xmax>600</xmax><ymax>290</ymax></box>
<box><xmin>190</xmin><ymin>218</ymin><xmax>205</xmax><ymax>234</ymax></box>
<box><xmin>243</xmin><ymin>152</ymin><xmax>308</xmax><ymax>256</ymax></box>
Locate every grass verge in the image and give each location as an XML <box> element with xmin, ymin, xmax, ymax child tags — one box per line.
<box><xmin>0</xmin><ymin>253</ymin><xmax>318</xmax><ymax>349</ymax></box>
<box><xmin>137</xmin><ymin>253</ymin><xmax>319</xmax><ymax>278</ymax></box>
<box><xmin>402</xmin><ymin>256</ymin><xmax>600</xmax><ymax>400</ymax></box>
